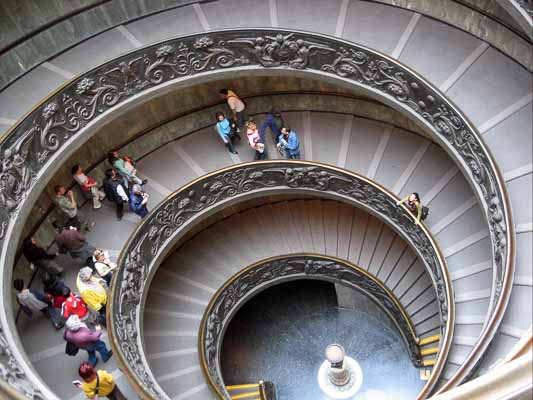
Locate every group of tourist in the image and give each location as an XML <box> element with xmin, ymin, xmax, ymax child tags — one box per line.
<box><xmin>12</xmin><ymin>150</ymin><xmax>147</xmax><ymax>398</ymax></box>
<box><xmin>58</xmin><ymin>150</ymin><xmax>150</xmax><ymax>227</ymax></box>
<box><xmin>16</xmin><ymin>238</ymin><xmax>125</xmax><ymax>398</ymax></box>
<box><xmin>216</xmin><ymin>89</ymin><xmax>301</xmax><ymax>160</ymax></box>
<box><xmin>12</xmin><ymin>87</ymin><xmax>431</xmax><ymax>400</ymax></box>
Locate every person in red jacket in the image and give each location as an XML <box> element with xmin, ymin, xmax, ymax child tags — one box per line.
<box><xmin>64</xmin><ymin>315</ymin><xmax>112</xmax><ymax>366</ymax></box>
<box><xmin>62</xmin><ymin>291</ymin><xmax>90</xmax><ymax>322</ymax></box>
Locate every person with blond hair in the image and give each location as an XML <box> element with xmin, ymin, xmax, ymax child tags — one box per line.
<box><xmin>92</xmin><ymin>249</ymin><xmax>117</xmax><ymax>285</ymax></box>
<box><xmin>245</xmin><ymin>120</ymin><xmax>267</xmax><ymax>160</ymax></box>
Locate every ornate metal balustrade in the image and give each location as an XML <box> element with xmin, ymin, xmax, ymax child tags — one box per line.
<box><xmin>200</xmin><ymin>254</ymin><xmax>424</xmax><ymax>399</ymax></box>
<box><xmin>108</xmin><ymin>161</ymin><xmax>453</xmax><ymax>400</ymax></box>
<box><xmin>0</xmin><ymin>29</ymin><xmax>513</xmax><ymax>398</ymax></box>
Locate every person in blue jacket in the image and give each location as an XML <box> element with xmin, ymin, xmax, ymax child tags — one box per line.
<box><xmin>260</xmin><ymin>107</ymin><xmax>284</xmax><ymax>142</ymax></box>
<box><xmin>277</xmin><ymin>126</ymin><xmax>301</xmax><ymax>159</ymax></box>
<box><xmin>215</xmin><ymin>111</ymin><xmax>239</xmax><ymax>154</ymax></box>
<box><xmin>129</xmin><ymin>184</ymin><xmax>149</xmax><ymax>218</ymax></box>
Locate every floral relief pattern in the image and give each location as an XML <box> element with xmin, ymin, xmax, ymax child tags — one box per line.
<box><xmin>203</xmin><ymin>256</ymin><xmax>423</xmax><ymax>397</ymax></box>
<box><xmin>0</xmin><ymin>29</ymin><xmax>510</xmax><ymax>397</ymax></box>
<box><xmin>110</xmin><ymin>162</ymin><xmax>451</xmax><ymax>399</ymax></box>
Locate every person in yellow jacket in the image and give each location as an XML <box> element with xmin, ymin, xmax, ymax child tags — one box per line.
<box><xmin>77</xmin><ymin>267</ymin><xmax>107</xmax><ymax>326</ymax></box>
<box><xmin>76</xmin><ymin>361</ymin><xmax>126</xmax><ymax>399</ymax></box>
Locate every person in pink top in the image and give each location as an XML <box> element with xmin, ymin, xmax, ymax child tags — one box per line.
<box><xmin>245</xmin><ymin>120</ymin><xmax>267</xmax><ymax>160</ymax></box>
<box><xmin>64</xmin><ymin>315</ymin><xmax>112</xmax><ymax>366</ymax></box>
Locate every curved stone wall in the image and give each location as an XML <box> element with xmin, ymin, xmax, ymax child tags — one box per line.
<box><xmin>0</xmin><ymin>29</ymin><xmax>514</xmax><ymax>398</ymax></box>
<box><xmin>0</xmin><ymin>0</ymin><xmax>530</xmax><ymax>91</ymax></box>
<box><xmin>109</xmin><ymin>161</ymin><xmax>453</xmax><ymax>400</ymax></box>
<box><xmin>18</xmin><ymin>89</ymin><xmax>425</xmax><ymax>246</ymax></box>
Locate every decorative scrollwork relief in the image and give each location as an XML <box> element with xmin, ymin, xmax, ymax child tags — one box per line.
<box><xmin>517</xmin><ymin>0</ymin><xmax>533</xmax><ymax>17</ymax></box>
<box><xmin>0</xmin><ymin>29</ymin><xmax>511</xmax><ymax>397</ymax></box>
<box><xmin>109</xmin><ymin>162</ymin><xmax>452</xmax><ymax>399</ymax></box>
<box><xmin>201</xmin><ymin>255</ymin><xmax>425</xmax><ymax>397</ymax></box>
<box><xmin>0</xmin><ymin>325</ymin><xmax>43</xmax><ymax>399</ymax></box>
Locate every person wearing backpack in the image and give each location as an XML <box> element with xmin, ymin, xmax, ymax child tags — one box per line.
<box><xmin>76</xmin><ymin>361</ymin><xmax>126</xmax><ymax>399</ymax></box>
<box><xmin>396</xmin><ymin>192</ymin><xmax>428</xmax><ymax>225</ymax></box>
<box><xmin>103</xmin><ymin>169</ymin><xmax>129</xmax><ymax>221</ymax></box>
<box><xmin>42</xmin><ymin>273</ymin><xmax>70</xmax><ymax>308</ymax></box>
<box><xmin>77</xmin><ymin>267</ymin><xmax>108</xmax><ymax>327</ymax></box>
<box><xmin>64</xmin><ymin>315</ymin><xmax>112</xmax><ymax>366</ymax></box>
<box><xmin>215</xmin><ymin>111</ymin><xmax>239</xmax><ymax>154</ymax></box>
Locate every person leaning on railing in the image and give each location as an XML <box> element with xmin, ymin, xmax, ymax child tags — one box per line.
<box><xmin>53</xmin><ymin>185</ymin><xmax>94</xmax><ymax>231</ymax></box>
<box><xmin>396</xmin><ymin>192</ymin><xmax>426</xmax><ymax>225</ymax></box>
<box><xmin>219</xmin><ymin>88</ymin><xmax>247</xmax><ymax>132</ymax></box>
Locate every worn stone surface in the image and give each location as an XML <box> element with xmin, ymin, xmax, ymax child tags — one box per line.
<box><xmin>374</xmin><ymin>0</ymin><xmax>532</xmax><ymax>71</ymax></box>
<box><xmin>0</xmin><ymin>29</ymin><xmax>512</xmax><ymax>398</ymax></box>
<box><xmin>0</xmin><ymin>0</ymin><xmax>205</xmax><ymax>88</ymax></box>
<box><xmin>0</xmin><ymin>0</ymin><xmax>531</xmax><ymax>90</ymax></box>
<box><xmin>17</xmin><ymin>76</ymin><xmax>426</xmax><ymax>253</ymax></box>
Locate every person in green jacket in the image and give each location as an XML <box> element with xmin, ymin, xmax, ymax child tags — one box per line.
<box><xmin>107</xmin><ymin>151</ymin><xmax>147</xmax><ymax>189</ymax></box>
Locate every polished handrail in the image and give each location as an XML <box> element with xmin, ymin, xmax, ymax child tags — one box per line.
<box><xmin>0</xmin><ymin>378</ymin><xmax>26</xmax><ymax>400</ymax></box>
<box><xmin>0</xmin><ymin>29</ymin><xmax>512</xmax><ymax>397</ymax></box>
<box><xmin>198</xmin><ymin>253</ymin><xmax>426</xmax><ymax>399</ymax></box>
<box><xmin>107</xmin><ymin>160</ymin><xmax>453</xmax><ymax>400</ymax></box>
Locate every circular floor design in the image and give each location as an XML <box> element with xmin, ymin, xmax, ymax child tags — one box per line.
<box><xmin>221</xmin><ymin>280</ymin><xmax>423</xmax><ymax>400</ymax></box>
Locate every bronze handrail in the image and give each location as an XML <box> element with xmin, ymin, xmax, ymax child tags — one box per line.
<box><xmin>198</xmin><ymin>254</ymin><xmax>426</xmax><ymax>399</ymax></box>
<box><xmin>107</xmin><ymin>160</ymin><xmax>453</xmax><ymax>400</ymax></box>
<box><xmin>0</xmin><ymin>29</ymin><xmax>513</xmax><ymax>398</ymax></box>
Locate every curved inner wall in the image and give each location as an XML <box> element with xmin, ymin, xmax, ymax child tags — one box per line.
<box><xmin>220</xmin><ymin>280</ymin><xmax>423</xmax><ymax>400</ymax></box>
<box><xmin>143</xmin><ymin>199</ymin><xmax>439</xmax><ymax>398</ymax></box>
<box><xmin>0</xmin><ymin>5</ymin><xmax>530</xmax><ymax>398</ymax></box>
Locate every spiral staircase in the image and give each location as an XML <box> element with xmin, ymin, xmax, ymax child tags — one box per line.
<box><xmin>0</xmin><ymin>1</ymin><xmax>531</xmax><ymax>400</ymax></box>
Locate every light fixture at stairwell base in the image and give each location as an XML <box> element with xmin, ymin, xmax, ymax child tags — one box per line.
<box><xmin>317</xmin><ymin>344</ymin><xmax>363</xmax><ymax>399</ymax></box>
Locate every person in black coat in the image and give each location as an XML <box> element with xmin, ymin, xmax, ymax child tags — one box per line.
<box><xmin>102</xmin><ymin>169</ymin><xmax>129</xmax><ymax>221</ymax></box>
<box><xmin>22</xmin><ymin>237</ymin><xmax>63</xmax><ymax>275</ymax></box>
<box><xmin>42</xmin><ymin>273</ymin><xmax>71</xmax><ymax>309</ymax></box>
